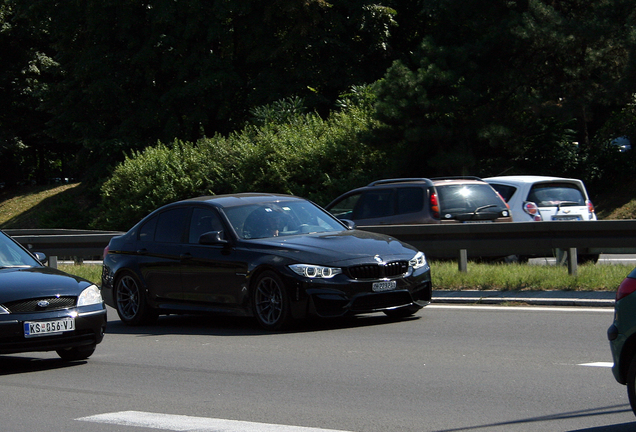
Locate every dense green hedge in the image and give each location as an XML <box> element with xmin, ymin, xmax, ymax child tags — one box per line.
<box><xmin>94</xmin><ymin>105</ymin><xmax>388</xmax><ymax>230</ymax></box>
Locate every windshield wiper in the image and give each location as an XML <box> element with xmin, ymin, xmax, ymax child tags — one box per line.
<box><xmin>470</xmin><ymin>204</ymin><xmax>497</xmax><ymax>218</ymax></box>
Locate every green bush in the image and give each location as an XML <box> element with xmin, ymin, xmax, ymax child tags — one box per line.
<box><xmin>93</xmin><ymin>104</ymin><xmax>388</xmax><ymax>230</ymax></box>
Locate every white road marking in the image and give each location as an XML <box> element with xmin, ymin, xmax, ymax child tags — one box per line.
<box><xmin>76</xmin><ymin>411</ymin><xmax>354</xmax><ymax>432</ymax></box>
<box><xmin>579</xmin><ymin>362</ymin><xmax>614</xmax><ymax>368</ymax></box>
<box><xmin>428</xmin><ymin>304</ymin><xmax>613</xmax><ymax>313</ymax></box>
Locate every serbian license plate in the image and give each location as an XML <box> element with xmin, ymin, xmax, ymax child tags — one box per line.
<box><xmin>24</xmin><ymin>318</ymin><xmax>75</xmax><ymax>338</ymax></box>
<box><xmin>372</xmin><ymin>280</ymin><xmax>397</xmax><ymax>292</ymax></box>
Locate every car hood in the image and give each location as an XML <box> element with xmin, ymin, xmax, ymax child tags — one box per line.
<box><xmin>245</xmin><ymin>229</ymin><xmax>419</xmax><ymax>266</ymax></box>
<box><xmin>0</xmin><ymin>266</ymin><xmax>93</xmax><ymax>304</ymax></box>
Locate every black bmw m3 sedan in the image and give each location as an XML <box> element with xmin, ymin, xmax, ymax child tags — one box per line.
<box><xmin>101</xmin><ymin>193</ymin><xmax>431</xmax><ymax>330</ymax></box>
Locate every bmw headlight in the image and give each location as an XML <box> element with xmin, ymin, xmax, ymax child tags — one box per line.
<box><xmin>289</xmin><ymin>264</ymin><xmax>342</xmax><ymax>279</ymax></box>
<box><xmin>0</xmin><ymin>305</ymin><xmax>9</xmax><ymax>314</ymax></box>
<box><xmin>409</xmin><ymin>251</ymin><xmax>427</xmax><ymax>270</ymax></box>
<box><xmin>77</xmin><ymin>284</ymin><xmax>103</xmax><ymax>306</ymax></box>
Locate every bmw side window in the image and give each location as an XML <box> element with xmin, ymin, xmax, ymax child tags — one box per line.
<box><xmin>189</xmin><ymin>208</ymin><xmax>224</xmax><ymax>243</ymax></box>
<box><xmin>396</xmin><ymin>187</ymin><xmax>424</xmax><ymax>215</ymax></box>
<box><xmin>139</xmin><ymin>216</ymin><xmax>158</xmax><ymax>242</ymax></box>
<box><xmin>154</xmin><ymin>208</ymin><xmax>189</xmax><ymax>243</ymax></box>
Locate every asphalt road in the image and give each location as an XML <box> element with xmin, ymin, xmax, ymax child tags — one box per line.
<box><xmin>0</xmin><ymin>304</ymin><xmax>634</xmax><ymax>432</ymax></box>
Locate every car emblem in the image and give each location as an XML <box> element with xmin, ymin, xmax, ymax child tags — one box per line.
<box><xmin>37</xmin><ymin>300</ymin><xmax>50</xmax><ymax>308</ymax></box>
<box><xmin>563</xmin><ymin>209</ymin><xmax>571</xmax><ymax>214</ymax></box>
<box><xmin>374</xmin><ymin>255</ymin><xmax>384</xmax><ymax>264</ymax></box>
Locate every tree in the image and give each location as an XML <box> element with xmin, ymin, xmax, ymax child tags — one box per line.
<box><xmin>13</xmin><ymin>0</ymin><xmax>399</xmax><ymax>172</ymax></box>
<box><xmin>374</xmin><ymin>0</ymin><xmax>636</xmax><ymax>176</ymax></box>
<box><xmin>0</xmin><ymin>1</ymin><xmax>72</xmax><ymax>185</ymax></box>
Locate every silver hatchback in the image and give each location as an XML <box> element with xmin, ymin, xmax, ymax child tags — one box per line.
<box><xmin>483</xmin><ymin>175</ymin><xmax>596</xmax><ymax>222</ymax></box>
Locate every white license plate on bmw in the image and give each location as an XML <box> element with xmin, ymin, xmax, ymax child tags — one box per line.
<box><xmin>24</xmin><ymin>318</ymin><xmax>75</xmax><ymax>338</ymax></box>
<box><xmin>372</xmin><ymin>281</ymin><xmax>397</xmax><ymax>292</ymax></box>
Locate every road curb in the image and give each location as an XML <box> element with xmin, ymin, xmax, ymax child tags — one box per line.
<box><xmin>432</xmin><ymin>290</ymin><xmax>615</xmax><ymax>307</ymax></box>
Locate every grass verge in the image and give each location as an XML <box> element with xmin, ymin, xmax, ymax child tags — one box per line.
<box><xmin>59</xmin><ymin>261</ymin><xmax>630</xmax><ymax>292</ymax></box>
<box><xmin>431</xmin><ymin>261</ymin><xmax>629</xmax><ymax>291</ymax></box>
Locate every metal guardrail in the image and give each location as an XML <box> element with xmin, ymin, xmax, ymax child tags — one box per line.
<box><xmin>360</xmin><ymin>220</ymin><xmax>636</xmax><ymax>258</ymax></box>
<box><xmin>5</xmin><ymin>229</ymin><xmax>123</xmax><ymax>266</ymax></box>
<box><xmin>361</xmin><ymin>220</ymin><xmax>636</xmax><ymax>275</ymax></box>
<box><xmin>4</xmin><ymin>220</ymin><xmax>636</xmax><ymax>274</ymax></box>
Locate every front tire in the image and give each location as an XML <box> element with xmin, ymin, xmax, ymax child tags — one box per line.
<box><xmin>252</xmin><ymin>271</ymin><xmax>291</xmax><ymax>331</ymax></box>
<box><xmin>56</xmin><ymin>345</ymin><xmax>95</xmax><ymax>361</ymax></box>
<box><xmin>115</xmin><ymin>273</ymin><xmax>158</xmax><ymax>325</ymax></box>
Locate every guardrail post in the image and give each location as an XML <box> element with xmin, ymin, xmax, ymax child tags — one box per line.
<box><xmin>459</xmin><ymin>249</ymin><xmax>468</xmax><ymax>273</ymax></box>
<box><xmin>49</xmin><ymin>256</ymin><xmax>58</xmax><ymax>269</ymax></box>
<box><xmin>567</xmin><ymin>248</ymin><xmax>578</xmax><ymax>276</ymax></box>
<box><xmin>556</xmin><ymin>248</ymin><xmax>566</xmax><ymax>266</ymax></box>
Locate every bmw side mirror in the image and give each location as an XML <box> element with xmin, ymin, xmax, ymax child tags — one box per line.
<box><xmin>341</xmin><ymin>219</ymin><xmax>356</xmax><ymax>230</ymax></box>
<box><xmin>199</xmin><ymin>231</ymin><xmax>228</xmax><ymax>245</ymax></box>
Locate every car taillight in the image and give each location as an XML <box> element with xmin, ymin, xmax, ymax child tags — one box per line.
<box><xmin>587</xmin><ymin>200</ymin><xmax>595</xmax><ymax>214</ymax></box>
<box><xmin>523</xmin><ymin>201</ymin><xmax>543</xmax><ymax>221</ymax></box>
<box><xmin>616</xmin><ymin>277</ymin><xmax>636</xmax><ymax>301</ymax></box>
<box><xmin>430</xmin><ymin>192</ymin><xmax>440</xmax><ymax>219</ymax></box>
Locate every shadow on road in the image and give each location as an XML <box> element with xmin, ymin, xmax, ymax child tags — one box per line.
<box><xmin>432</xmin><ymin>404</ymin><xmax>635</xmax><ymax>432</ymax></box>
<box><xmin>0</xmin><ymin>355</ymin><xmax>86</xmax><ymax>375</ymax></box>
<box><xmin>104</xmin><ymin>306</ymin><xmax>422</xmax><ymax>337</ymax></box>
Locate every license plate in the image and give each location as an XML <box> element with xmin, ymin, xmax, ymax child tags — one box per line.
<box><xmin>372</xmin><ymin>281</ymin><xmax>397</xmax><ymax>292</ymax></box>
<box><xmin>552</xmin><ymin>215</ymin><xmax>582</xmax><ymax>221</ymax></box>
<box><xmin>463</xmin><ymin>220</ymin><xmax>494</xmax><ymax>224</ymax></box>
<box><xmin>24</xmin><ymin>318</ymin><xmax>75</xmax><ymax>338</ymax></box>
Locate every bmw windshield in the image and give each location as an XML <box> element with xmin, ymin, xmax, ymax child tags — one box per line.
<box><xmin>223</xmin><ymin>200</ymin><xmax>347</xmax><ymax>240</ymax></box>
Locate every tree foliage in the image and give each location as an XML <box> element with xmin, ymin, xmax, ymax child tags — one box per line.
<box><xmin>11</xmin><ymin>0</ymin><xmax>397</xmax><ymax>165</ymax></box>
<box><xmin>374</xmin><ymin>0</ymin><xmax>636</xmax><ymax>177</ymax></box>
<box><xmin>94</xmin><ymin>101</ymin><xmax>386</xmax><ymax>230</ymax></box>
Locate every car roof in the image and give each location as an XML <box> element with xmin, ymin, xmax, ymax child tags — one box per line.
<box><xmin>366</xmin><ymin>178</ymin><xmax>435</xmax><ymax>187</ymax></box>
<box><xmin>483</xmin><ymin>175</ymin><xmax>584</xmax><ymax>184</ymax></box>
<box><xmin>432</xmin><ymin>177</ymin><xmax>489</xmax><ymax>186</ymax></box>
<box><xmin>182</xmin><ymin>193</ymin><xmax>304</xmax><ymax>208</ymax></box>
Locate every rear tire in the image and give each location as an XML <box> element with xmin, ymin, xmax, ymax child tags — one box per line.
<box><xmin>252</xmin><ymin>271</ymin><xmax>291</xmax><ymax>331</ymax></box>
<box><xmin>115</xmin><ymin>273</ymin><xmax>158</xmax><ymax>325</ymax></box>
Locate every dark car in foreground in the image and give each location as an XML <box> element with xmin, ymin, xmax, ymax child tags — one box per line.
<box><xmin>0</xmin><ymin>231</ymin><xmax>106</xmax><ymax>360</ymax></box>
<box><xmin>608</xmin><ymin>268</ymin><xmax>636</xmax><ymax>416</ymax></box>
<box><xmin>101</xmin><ymin>193</ymin><xmax>432</xmax><ymax>330</ymax></box>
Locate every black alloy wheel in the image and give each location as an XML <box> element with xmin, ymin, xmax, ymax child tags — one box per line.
<box><xmin>252</xmin><ymin>271</ymin><xmax>291</xmax><ymax>331</ymax></box>
<box><xmin>115</xmin><ymin>273</ymin><xmax>157</xmax><ymax>325</ymax></box>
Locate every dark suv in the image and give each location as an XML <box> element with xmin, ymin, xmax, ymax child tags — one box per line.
<box><xmin>325</xmin><ymin>177</ymin><xmax>511</xmax><ymax>226</ymax></box>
